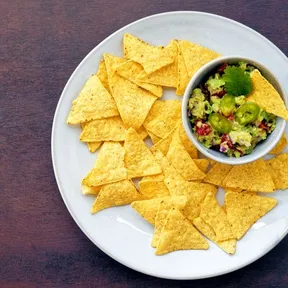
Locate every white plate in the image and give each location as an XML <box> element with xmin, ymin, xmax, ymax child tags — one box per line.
<box><xmin>52</xmin><ymin>11</ymin><xmax>288</xmax><ymax>280</ymax></box>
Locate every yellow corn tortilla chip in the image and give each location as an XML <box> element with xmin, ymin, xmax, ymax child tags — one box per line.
<box><xmin>194</xmin><ymin>159</ymin><xmax>210</xmax><ymax>173</ymax></box>
<box><xmin>136</xmin><ymin>40</ymin><xmax>178</xmax><ymax>88</ymax></box>
<box><xmin>81</xmin><ymin>184</ymin><xmax>101</xmax><ymax>195</ymax></box>
<box><xmin>82</xmin><ymin>142</ymin><xmax>127</xmax><ymax>187</ymax></box>
<box><xmin>142</xmin><ymin>173</ymin><xmax>164</xmax><ymax>182</ymax></box>
<box><xmin>193</xmin><ymin>217</ymin><xmax>236</xmax><ymax>255</ymax></box>
<box><xmin>80</xmin><ymin>116</ymin><xmax>126</xmax><ymax>142</ymax></box>
<box><xmin>139</xmin><ymin>180</ymin><xmax>170</xmax><ymax>199</ymax></box>
<box><xmin>124</xmin><ymin>128</ymin><xmax>162</xmax><ymax>178</ymax></box>
<box><xmin>115</xmin><ymin>60</ymin><xmax>163</xmax><ymax>97</ymax></box>
<box><xmin>179</xmin><ymin>124</ymin><xmax>198</xmax><ymax>158</ymax></box>
<box><xmin>86</xmin><ymin>142</ymin><xmax>102</xmax><ymax>153</ymax></box>
<box><xmin>91</xmin><ymin>180</ymin><xmax>142</xmax><ymax>214</ymax></box>
<box><xmin>152</xmin><ymin>149</ymin><xmax>183</xmax><ymax>180</ymax></box>
<box><xmin>123</xmin><ymin>33</ymin><xmax>175</xmax><ymax>74</ymax></box>
<box><xmin>203</xmin><ymin>163</ymin><xmax>232</xmax><ymax>186</ymax></box>
<box><xmin>247</xmin><ymin>69</ymin><xmax>288</xmax><ymax>120</ymax></box>
<box><xmin>131</xmin><ymin>196</ymin><xmax>187</xmax><ymax>225</ymax></box>
<box><xmin>200</xmin><ymin>192</ymin><xmax>234</xmax><ymax>242</ymax></box>
<box><xmin>67</xmin><ymin>75</ymin><xmax>119</xmax><ymax>124</ymax></box>
<box><xmin>225</xmin><ymin>190</ymin><xmax>277</xmax><ymax>239</ymax></box>
<box><xmin>164</xmin><ymin>177</ymin><xmax>216</xmax><ymax>221</ymax></box>
<box><xmin>147</xmin><ymin>129</ymin><xmax>162</xmax><ymax>144</ymax></box>
<box><xmin>155</xmin><ymin>208</ymin><xmax>209</xmax><ymax>255</ymax></box>
<box><xmin>176</xmin><ymin>41</ymin><xmax>190</xmax><ymax>96</ymax></box>
<box><xmin>137</xmin><ymin>125</ymin><xmax>148</xmax><ymax>140</ymax></box>
<box><xmin>222</xmin><ymin>158</ymin><xmax>275</xmax><ymax>192</ymax></box>
<box><xmin>179</xmin><ymin>40</ymin><xmax>220</xmax><ymax>78</ymax></box>
<box><xmin>166</xmin><ymin>132</ymin><xmax>206</xmax><ymax>181</ymax></box>
<box><xmin>96</xmin><ymin>59</ymin><xmax>110</xmax><ymax>93</ymax></box>
<box><xmin>266</xmin><ymin>153</ymin><xmax>288</xmax><ymax>189</ymax></box>
<box><xmin>104</xmin><ymin>53</ymin><xmax>157</xmax><ymax>130</ymax></box>
<box><xmin>209</xmin><ymin>159</ymin><xmax>217</xmax><ymax>166</ymax></box>
<box><xmin>269</xmin><ymin>133</ymin><xmax>287</xmax><ymax>155</ymax></box>
<box><xmin>144</xmin><ymin>99</ymin><xmax>182</xmax><ymax>139</ymax></box>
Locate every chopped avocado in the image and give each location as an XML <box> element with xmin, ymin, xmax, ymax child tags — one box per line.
<box><xmin>235</xmin><ymin>96</ymin><xmax>246</xmax><ymax>106</ymax></box>
<box><xmin>206</xmin><ymin>73</ymin><xmax>225</xmax><ymax>95</ymax></box>
<box><xmin>238</xmin><ymin>61</ymin><xmax>247</xmax><ymax>71</ymax></box>
<box><xmin>229</xmin><ymin>130</ymin><xmax>252</xmax><ymax>147</ymax></box>
<box><xmin>188</xmin><ymin>88</ymin><xmax>211</xmax><ymax>119</ymax></box>
<box><xmin>210</xmin><ymin>96</ymin><xmax>221</xmax><ymax>113</ymax></box>
<box><xmin>220</xmin><ymin>95</ymin><xmax>236</xmax><ymax>116</ymax></box>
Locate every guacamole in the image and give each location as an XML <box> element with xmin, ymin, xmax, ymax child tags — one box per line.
<box><xmin>187</xmin><ymin>62</ymin><xmax>277</xmax><ymax>157</ymax></box>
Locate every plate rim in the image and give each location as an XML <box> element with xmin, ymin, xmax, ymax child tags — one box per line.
<box><xmin>51</xmin><ymin>11</ymin><xmax>288</xmax><ymax>280</ymax></box>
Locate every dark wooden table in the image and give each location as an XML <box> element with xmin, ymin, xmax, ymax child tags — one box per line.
<box><xmin>1</xmin><ymin>1</ymin><xmax>288</xmax><ymax>287</ymax></box>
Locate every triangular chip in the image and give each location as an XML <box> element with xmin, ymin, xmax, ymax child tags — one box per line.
<box><xmin>146</xmin><ymin>129</ymin><xmax>161</xmax><ymax>144</ymax></box>
<box><xmin>269</xmin><ymin>133</ymin><xmax>287</xmax><ymax>155</ymax></box>
<box><xmin>137</xmin><ymin>125</ymin><xmax>148</xmax><ymax>140</ymax></box>
<box><xmin>139</xmin><ymin>180</ymin><xmax>170</xmax><ymax>199</ymax></box>
<box><xmin>81</xmin><ymin>184</ymin><xmax>101</xmax><ymax>195</ymax></box>
<box><xmin>222</xmin><ymin>158</ymin><xmax>275</xmax><ymax>192</ymax></box>
<box><xmin>179</xmin><ymin>40</ymin><xmax>220</xmax><ymax>78</ymax></box>
<box><xmin>166</xmin><ymin>131</ymin><xmax>205</xmax><ymax>181</ymax></box>
<box><xmin>225</xmin><ymin>190</ymin><xmax>277</xmax><ymax>239</ymax></box>
<box><xmin>193</xmin><ymin>217</ymin><xmax>236</xmax><ymax>255</ymax></box>
<box><xmin>86</xmin><ymin>141</ymin><xmax>102</xmax><ymax>153</ymax></box>
<box><xmin>247</xmin><ymin>69</ymin><xmax>288</xmax><ymax>120</ymax></box>
<box><xmin>266</xmin><ymin>153</ymin><xmax>288</xmax><ymax>189</ymax></box>
<box><xmin>143</xmin><ymin>100</ymin><xmax>182</xmax><ymax>138</ymax></box>
<box><xmin>67</xmin><ymin>75</ymin><xmax>119</xmax><ymax>124</ymax></box>
<box><xmin>131</xmin><ymin>196</ymin><xmax>187</xmax><ymax>225</ymax></box>
<box><xmin>136</xmin><ymin>40</ymin><xmax>178</xmax><ymax>87</ymax></box>
<box><xmin>96</xmin><ymin>59</ymin><xmax>110</xmax><ymax>93</ymax></box>
<box><xmin>155</xmin><ymin>208</ymin><xmax>209</xmax><ymax>255</ymax></box>
<box><xmin>179</xmin><ymin>124</ymin><xmax>198</xmax><ymax>158</ymax></box>
<box><xmin>104</xmin><ymin>53</ymin><xmax>157</xmax><ymax>130</ymax></box>
<box><xmin>123</xmin><ymin>33</ymin><xmax>175</xmax><ymax>74</ymax></box>
<box><xmin>124</xmin><ymin>128</ymin><xmax>162</xmax><ymax>178</ymax></box>
<box><xmin>176</xmin><ymin>41</ymin><xmax>190</xmax><ymax>96</ymax></box>
<box><xmin>80</xmin><ymin>116</ymin><xmax>126</xmax><ymax>142</ymax></box>
<box><xmin>200</xmin><ymin>192</ymin><xmax>234</xmax><ymax>242</ymax></box>
<box><xmin>204</xmin><ymin>162</ymin><xmax>232</xmax><ymax>186</ymax></box>
<box><xmin>91</xmin><ymin>180</ymin><xmax>142</xmax><ymax>214</ymax></box>
<box><xmin>194</xmin><ymin>159</ymin><xmax>210</xmax><ymax>173</ymax></box>
<box><xmin>82</xmin><ymin>142</ymin><xmax>127</xmax><ymax>187</ymax></box>
<box><xmin>115</xmin><ymin>60</ymin><xmax>163</xmax><ymax>97</ymax></box>
<box><xmin>142</xmin><ymin>173</ymin><xmax>164</xmax><ymax>182</ymax></box>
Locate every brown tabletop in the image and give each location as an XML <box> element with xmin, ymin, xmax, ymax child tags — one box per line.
<box><xmin>1</xmin><ymin>0</ymin><xmax>288</xmax><ymax>287</ymax></box>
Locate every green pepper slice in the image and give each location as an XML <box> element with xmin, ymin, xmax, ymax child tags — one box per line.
<box><xmin>235</xmin><ymin>102</ymin><xmax>260</xmax><ymax>125</ymax></box>
<box><xmin>220</xmin><ymin>94</ymin><xmax>236</xmax><ymax>116</ymax></box>
<box><xmin>208</xmin><ymin>113</ymin><xmax>232</xmax><ymax>134</ymax></box>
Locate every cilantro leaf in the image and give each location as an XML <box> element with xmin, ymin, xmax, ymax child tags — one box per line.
<box><xmin>222</xmin><ymin>66</ymin><xmax>253</xmax><ymax>96</ymax></box>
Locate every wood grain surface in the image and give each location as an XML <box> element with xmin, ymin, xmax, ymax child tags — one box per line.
<box><xmin>0</xmin><ymin>0</ymin><xmax>287</xmax><ymax>287</ymax></box>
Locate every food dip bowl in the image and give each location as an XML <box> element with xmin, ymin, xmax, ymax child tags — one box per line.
<box><xmin>182</xmin><ymin>56</ymin><xmax>287</xmax><ymax>165</ymax></box>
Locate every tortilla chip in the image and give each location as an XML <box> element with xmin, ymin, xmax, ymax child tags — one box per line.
<box><xmin>124</xmin><ymin>128</ymin><xmax>162</xmax><ymax>178</ymax></box>
<box><xmin>266</xmin><ymin>153</ymin><xmax>288</xmax><ymax>189</ymax></box>
<box><xmin>200</xmin><ymin>192</ymin><xmax>234</xmax><ymax>242</ymax></box>
<box><xmin>67</xmin><ymin>75</ymin><xmax>119</xmax><ymax>124</ymax></box>
<box><xmin>152</xmin><ymin>149</ymin><xmax>183</xmax><ymax>180</ymax></box>
<box><xmin>193</xmin><ymin>217</ymin><xmax>236</xmax><ymax>255</ymax></box>
<box><xmin>80</xmin><ymin>116</ymin><xmax>126</xmax><ymax>142</ymax></box>
<box><xmin>142</xmin><ymin>173</ymin><xmax>164</xmax><ymax>182</ymax></box>
<box><xmin>166</xmin><ymin>131</ymin><xmax>206</xmax><ymax>181</ymax></box>
<box><xmin>91</xmin><ymin>180</ymin><xmax>142</xmax><ymax>214</ymax></box>
<box><xmin>131</xmin><ymin>196</ymin><xmax>187</xmax><ymax>225</ymax></box>
<box><xmin>82</xmin><ymin>142</ymin><xmax>127</xmax><ymax>186</ymax></box>
<box><xmin>147</xmin><ymin>129</ymin><xmax>162</xmax><ymax>144</ymax></box>
<box><xmin>137</xmin><ymin>125</ymin><xmax>148</xmax><ymax>140</ymax></box>
<box><xmin>179</xmin><ymin>40</ymin><xmax>220</xmax><ymax>78</ymax></box>
<box><xmin>203</xmin><ymin>163</ymin><xmax>232</xmax><ymax>186</ymax></box>
<box><xmin>104</xmin><ymin>53</ymin><xmax>157</xmax><ymax>130</ymax></box>
<box><xmin>136</xmin><ymin>40</ymin><xmax>178</xmax><ymax>87</ymax></box>
<box><xmin>179</xmin><ymin>124</ymin><xmax>198</xmax><ymax>158</ymax></box>
<box><xmin>209</xmin><ymin>159</ymin><xmax>217</xmax><ymax>166</ymax></box>
<box><xmin>176</xmin><ymin>41</ymin><xmax>190</xmax><ymax>96</ymax></box>
<box><xmin>269</xmin><ymin>133</ymin><xmax>287</xmax><ymax>155</ymax></box>
<box><xmin>225</xmin><ymin>190</ymin><xmax>277</xmax><ymax>239</ymax></box>
<box><xmin>194</xmin><ymin>159</ymin><xmax>210</xmax><ymax>173</ymax></box>
<box><xmin>144</xmin><ymin>99</ymin><xmax>182</xmax><ymax>138</ymax></box>
<box><xmin>247</xmin><ymin>69</ymin><xmax>288</xmax><ymax>120</ymax></box>
<box><xmin>139</xmin><ymin>180</ymin><xmax>170</xmax><ymax>199</ymax></box>
<box><xmin>96</xmin><ymin>59</ymin><xmax>110</xmax><ymax>93</ymax></box>
<box><xmin>115</xmin><ymin>60</ymin><xmax>163</xmax><ymax>97</ymax></box>
<box><xmin>155</xmin><ymin>208</ymin><xmax>209</xmax><ymax>255</ymax></box>
<box><xmin>123</xmin><ymin>33</ymin><xmax>175</xmax><ymax>74</ymax></box>
<box><xmin>222</xmin><ymin>158</ymin><xmax>275</xmax><ymax>192</ymax></box>
<box><xmin>81</xmin><ymin>184</ymin><xmax>101</xmax><ymax>195</ymax></box>
<box><xmin>86</xmin><ymin>142</ymin><xmax>102</xmax><ymax>153</ymax></box>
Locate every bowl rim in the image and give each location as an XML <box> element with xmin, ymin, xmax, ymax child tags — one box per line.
<box><xmin>182</xmin><ymin>55</ymin><xmax>287</xmax><ymax>165</ymax></box>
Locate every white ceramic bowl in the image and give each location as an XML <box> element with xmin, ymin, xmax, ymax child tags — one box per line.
<box><xmin>182</xmin><ymin>56</ymin><xmax>287</xmax><ymax>165</ymax></box>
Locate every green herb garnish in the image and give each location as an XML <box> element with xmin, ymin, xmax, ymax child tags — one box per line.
<box><xmin>222</xmin><ymin>66</ymin><xmax>253</xmax><ymax>96</ymax></box>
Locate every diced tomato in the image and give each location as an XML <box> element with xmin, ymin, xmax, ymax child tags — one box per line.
<box><xmin>259</xmin><ymin>121</ymin><xmax>268</xmax><ymax>131</ymax></box>
<box><xmin>195</xmin><ymin>121</ymin><xmax>212</xmax><ymax>136</ymax></box>
<box><xmin>212</xmin><ymin>90</ymin><xmax>226</xmax><ymax>98</ymax></box>
<box><xmin>227</xmin><ymin>114</ymin><xmax>235</xmax><ymax>121</ymax></box>
<box><xmin>217</xmin><ymin>63</ymin><xmax>228</xmax><ymax>74</ymax></box>
<box><xmin>221</xmin><ymin>134</ymin><xmax>233</xmax><ymax>148</ymax></box>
